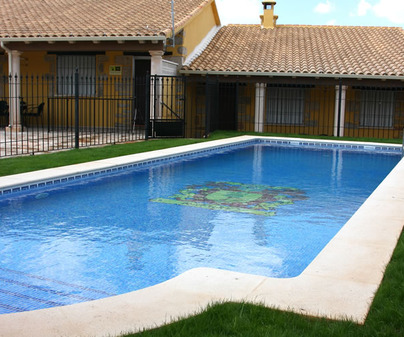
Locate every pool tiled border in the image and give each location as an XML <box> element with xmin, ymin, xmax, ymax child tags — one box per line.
<box><xmin>1</xmin><ymin>136</ymin><xmax>400</xmax><ymax>198</ymax></box>
<box><xmin>0</xmin><ymin>136</ymin><xmax>403</xmax><ymax>337</ymax></box>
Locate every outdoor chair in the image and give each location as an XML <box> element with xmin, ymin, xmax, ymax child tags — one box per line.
<box><xmin>22</xmin><ymin>102</ymin><xmax>45</xmax><ymax>128</ymax></box>
<box><xmin>0</xmin><ymin>100</ymin><xmax>9</xmax><ymax>126</ymax></box>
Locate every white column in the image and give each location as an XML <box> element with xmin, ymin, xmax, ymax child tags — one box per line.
<box><xmin>8</xmin><ymin>50</ymin><xmax>23</xmax><ymax>131</ymax></box>
<box><xmin>149</xmin><ymin>50</ymin><xmax>164</xmax><ymax>75</ymax></box>
<box><xmin>149</xmin><ymin>50</ymin><xmax>164</xmax><ymax>120</ymax></box>
<box><xmin>254</xmin><ymin>83</ymin><xmax>266</xmax><ymax>133</ymax></box>
<box><xmin>334</xmin><ymin>85</ymin><xmax>347</xmax><ymax>137</ymax></box>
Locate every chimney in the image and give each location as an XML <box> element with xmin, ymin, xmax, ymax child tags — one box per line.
<box><xmin>260</xmin><ymin>1</ymin><xmax>278</xmax><ymax>29</ymax></box>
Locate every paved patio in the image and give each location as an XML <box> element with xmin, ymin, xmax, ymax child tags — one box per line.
<box><xmin>0</xmin><ymin>128</ymin><xmax>145</xmax><ymax>157</ymax></box>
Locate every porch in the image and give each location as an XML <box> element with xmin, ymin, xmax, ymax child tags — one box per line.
<box><xmin>0</xmin><ymin>74</ymin><xmax>185</xmax><ymax>157</ymax></box>
<box><xmin>1</xmin><ymin>74</ymin><xmax>403</xmax><ymax>157</ymax></box>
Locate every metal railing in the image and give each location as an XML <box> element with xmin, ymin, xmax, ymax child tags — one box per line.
<box><xmin>1</xmin><ymin>73</ymin><xmax>403</xmax><ymax>157</ymax></box>
<box><xmin>1</xmin><ymin>73</ymin><xmax>147</xmax><ymax>157</ymax></box>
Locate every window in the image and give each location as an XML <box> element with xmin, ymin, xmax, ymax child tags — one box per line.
<box><xmin>57</xmin><ymin>55</ymin><xmax>96</xmax><ymax>96</ymax></box>
<box><xmin>360</xmin><ymin>90</ymin><xmax>394</xmax><ymax>128</ymax></box>
<box><xmin>266</xmin><ymin>87</ymin><xmax>305</xmax><ymax>125</ymax></box>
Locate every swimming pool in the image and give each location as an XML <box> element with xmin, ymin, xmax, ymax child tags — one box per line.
<box><xmin>0</xmin><ymin>138</ymin><xmax>401</xmax><ymax>314</ymax></box>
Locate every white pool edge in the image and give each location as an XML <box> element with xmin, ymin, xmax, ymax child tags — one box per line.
<box><xmin>0</xmin><ymin>136</ymin><xmax>403</xmax><ymax>337</ymax></box>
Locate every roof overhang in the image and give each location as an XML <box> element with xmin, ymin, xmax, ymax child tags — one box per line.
<box><xmin>0</xmin><ymin>36</ymin><xmax>166</xmax><ymax>43</ymax></box>
<box><xmin>0</xmin><ymin>36</ymin><xmax>166</xmax><ymax>52</ymax></box>
<box><xmin>179</xmin><ymin>69</ymin><xmax>404</xmax><ymax>82</ymax></box>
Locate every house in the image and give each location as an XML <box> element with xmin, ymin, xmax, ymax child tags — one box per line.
<box><xmin>0</xmin><ymin>0</ymin><xmax>221</xmax><ymax>131</ymax></box>
<box><xmin>181</xmin><ymin>1</ymin><xmax>404</xmax><ymax>139</ymax></box>
<box><xmin>1</xmin><ymin>0</ymin><xmax>403</xmax><ymax>145</ymax></box>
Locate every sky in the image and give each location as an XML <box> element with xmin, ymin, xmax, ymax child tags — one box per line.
<box><xmin>215</xmin><ymin>0</ymin><xmax>404</xmax><ymax>28</ymax></box>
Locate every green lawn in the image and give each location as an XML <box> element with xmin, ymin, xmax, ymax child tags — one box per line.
<box><xmin>0</xmin><ymin>130</ymin><xmax>400</xmax><ymax>177</ymax></box>
<box><xmin>1</xmin><ymin>131</ymin><xmax>403</xmax><ymax>336</ymax></box>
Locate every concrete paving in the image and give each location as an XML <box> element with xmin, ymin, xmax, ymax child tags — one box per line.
<box><xmin>0</xmin><ymin>128</ymin><xmax>144</xmax><ymax>157</ymax></box>
<box><xmin>0</xmin><ymin>136</ymin><xmax>403</xmax><ymax>337</ymax></box>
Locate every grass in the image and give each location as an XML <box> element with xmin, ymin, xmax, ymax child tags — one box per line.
<box><xmin>0</xmin><ymin>130</ymin><xmax>401</xmax><ymax>177</ymax></box>
<box><xmin>0</xmin><ymin>138</ymin><xmax>211</xmax><ymax>177</ymax></box>
<box><xmin>1</xmin><ymin>131</ymin><xmax>403</xmax><ymax>336</ymax></box>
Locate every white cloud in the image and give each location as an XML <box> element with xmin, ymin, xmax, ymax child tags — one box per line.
<box><xmin>314</xmin><ymin>0</ymin><xmax>335</xmax><ymax>14</ymax></box>
<box><xmin>327</xmin><ymin>19</ymin><xmax>337</xmax><ymax>25</ymax></box>
<box><xmin>215</xmin><ymin>0</ymin><xmax>262</xmax><ymax>25</ymax></box>
<box><xmin>373</xmin><ymin>0</ymin><xmax>404</xmax><ymax>24</ymax></box>
<box><xmin>357</xmin><ymin>0</ymin><xmax>372</xmax><ymax>16</ymax></box>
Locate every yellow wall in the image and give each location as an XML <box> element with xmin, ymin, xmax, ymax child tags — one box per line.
<box><xmin>344</xmin><ymin>87</ymin><xmax>404</xmax><ymax>139</ymax></box>
<box><xmin>237</xmin><ymin>83</ymin><xmax>256</xmax><ymax>132</ymax></box>
<box><xmin>183</xmin><ymin>2</ymin><xmax>219</xmax><ymax>59</ymax></box>
<box><xmin>167</xmin><ymin>1</ymin><xmax>220</xmax><ymax>59</ymax></box>
<box><xmin>19</xmin><ymin>51</ymin><xmax>50</xmax><ymax>74</ymax></box>
<box><xmin>5</xmin><ymin>50</ymin><xmax>137</xmax><ymax>128</ymax></box>
<box><xmin>0</xmin><ymin>54</ymin><xmax>7</xmax><ymax>75</ymax></box>
<box><xmin>0</xmin><ymin>54</ymin><xmax>7</xmax><ymax>100</ymax></box>
<box><xmin>18</xmin><ymin>50</ymin><xmax>132</xmax><ymax>77</ymax></box>
<box><xmin>263</xmin><ymin>86</ymin><xmax>335</xmax><ymax>136</ymax></box>
<box><xmin>185</xmin><ymin>83</ymin><xmax>338</xmax><ymax>137</ymax></box>
<box><xmin>184</xmin><ymin>80</ymin><xmax>206</xmax><ymax>137</ymax></box>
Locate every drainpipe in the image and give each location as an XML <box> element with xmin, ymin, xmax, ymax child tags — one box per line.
<box><xmin>171</xmin><ymin>0</ymin><xmax>175</xmax><ymax>47</ymax></box>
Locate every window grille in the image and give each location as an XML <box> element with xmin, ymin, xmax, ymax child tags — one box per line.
<box><xmin>266</xmin><ymin>87</ymin><xmax>305</xmax><ymax>125</ymax></box>
<box><xmin>57</xmin><ymin>55</ymin><xmax>96</xmax><ymax>96</ymax></box>
<box><xmin>360</xmin><ymin>90</ymin><xmax>394</xmax><ymax>128</ymax></box>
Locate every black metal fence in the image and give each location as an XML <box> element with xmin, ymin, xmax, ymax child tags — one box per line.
<box><xmin>183</xmin><ymin>77</ymin><xmax>404</xmax><ymax>140</ymax></box>
<box><xmin>1</xmin><ymin>73</ymin><xmax>145</xmax><ymax>157</ymax></box>
<box><xmin>1</xmin><ymin>73</ymin><xmax>403</xmax><ymax>157</ymax></box>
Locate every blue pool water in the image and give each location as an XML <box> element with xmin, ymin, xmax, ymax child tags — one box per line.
<box><xmin>0</xmin><ymin>142</ymin><xmax>401</xmax><ymax>314</ymax></box>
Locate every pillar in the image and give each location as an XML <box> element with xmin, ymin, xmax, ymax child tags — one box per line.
<box><xmin>334</xmin><ymin>85</ymin><xmax>347</xmax><ymax>137</ymax></box>
<box><xmin>149</xmin><ymin>50</ymin><xmax>164</xmax><ymax>75</ymax></box>
<box><xmin>254</xmin><ymin>83</ymin><xmax>266</xmax><ymax>133</ymax></box>
<box><xmin>149</xmin><ymin>50</ymin><xmax>164</xmax><ymax>120</ymax></box>
<box><xmin>8</xmin><ymin>50</ymin><xmax>23</xmax><ymax>131</ymax></box>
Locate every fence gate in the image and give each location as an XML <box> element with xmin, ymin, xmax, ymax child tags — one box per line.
<box><xmin>149</xmin><ymin>75</ymin><xmax>186</xmax><ymax>138</ymax></box>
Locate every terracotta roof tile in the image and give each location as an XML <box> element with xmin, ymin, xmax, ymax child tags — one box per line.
<box><xmin>183</xmin><ymin>24</ymin><xmax>404</xmax><ymax>78</ymax></box>
<box><xmin>0</xmin><ymin>0</ymin><xmax>213</xmax><ymax>39</ymax></box>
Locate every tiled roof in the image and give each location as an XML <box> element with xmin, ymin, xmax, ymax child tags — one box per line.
<box><xmin>0</xmin><ymin>0</ymin><xmax>213</xmax><ymax>39</ymax></box>
<box><xmin>182</xmin><ymin>25</ymin><xmax>404</xmax><ymax>78</ymax></box>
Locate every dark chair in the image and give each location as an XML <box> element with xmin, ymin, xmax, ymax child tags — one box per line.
<box><xmin>22</xmin><ymin>102</ymin><xmax>45</xmax><ymax>128</ymax></box>
<box><xmin>20</xmin><ymin>100</ymin><xmax>28</xmax><ymax>115</ymax></box>
<box><xmin>0</xmin><ymin>100</ymin><xmax>9</xmax><ymax>126</ymax></box>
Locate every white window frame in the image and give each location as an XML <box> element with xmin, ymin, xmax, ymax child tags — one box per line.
<box><xmin>266</xmin><ymin>87</ymin><xmax>305</xmax><ymax>125</ymax></box>
<box><xmin>57</xmin><ymin>55</ymin><xmax>96</xmax><ymax>96</ymax></box>
<box><xmin>360</xmin><ymin>90</ymin><xmax>394</xmax><ymax>128</ymax></box>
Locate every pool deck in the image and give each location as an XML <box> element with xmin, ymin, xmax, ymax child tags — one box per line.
<box><xmin>0</xmin><ymin>136</ymin><xmax>403</xmax><ymax>337</ymax></box>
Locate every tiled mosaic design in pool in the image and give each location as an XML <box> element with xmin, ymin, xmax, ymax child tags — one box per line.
<box><xmin>151</xmin><ymin>181</ymin><xmax>308</xmax><ymax>216</ymax></box>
